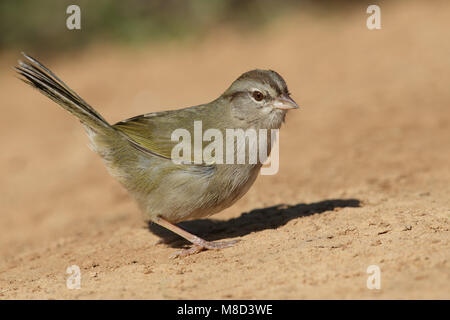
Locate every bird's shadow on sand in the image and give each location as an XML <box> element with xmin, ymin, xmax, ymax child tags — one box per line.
<box><xmin>147</xmin><ymin>198</ymin><xmax>361</xmax><ymax>248</ymax></box>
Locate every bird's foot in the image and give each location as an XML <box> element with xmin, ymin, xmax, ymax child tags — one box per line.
<box><xmin>170</xmin><ymin>239</ymin><xmax>239</xmax><ymax>258</ymax></box>
<box><xmin>152</xmin><ymin>216</ymin><xmax>240</xmax><ymax>258</ymax></box>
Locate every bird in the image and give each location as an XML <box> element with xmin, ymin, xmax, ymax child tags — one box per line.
<box><xmin>15</xmin><ymin>53</ymin><xmax>298</xmax><ymax>257</ymax></box>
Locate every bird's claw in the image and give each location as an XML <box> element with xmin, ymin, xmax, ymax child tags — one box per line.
<box><xmin>170</xmin><ymin>239</ymin><xmax>240</xmax><ymax>258</ymax></box>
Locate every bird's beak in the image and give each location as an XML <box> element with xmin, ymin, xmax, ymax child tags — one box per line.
<box><xmin>273</xmin><ymin>95</ymin><xmax>299</xmax><ymax>110</ymax></box>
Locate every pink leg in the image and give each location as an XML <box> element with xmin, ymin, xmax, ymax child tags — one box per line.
<box><xmin>152</xmin><ymin>216</ymin><xmax>239</xmax><ymax>258</ymax></box>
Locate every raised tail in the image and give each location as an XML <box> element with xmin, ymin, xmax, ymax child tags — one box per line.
<box><xmin>15</xmin><ymin>53</ymin><xmax>173</xmax><ymax>162</ymax></box>
<box><xmin>15</xmin><ymin>53</ymin><xmax>111</xmax><ymax>133</ymax></box>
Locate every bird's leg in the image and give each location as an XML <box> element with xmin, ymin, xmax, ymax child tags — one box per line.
<box><xmin>152</xmin><ymin>216</ymin><xmax>239</xmax><ymax>258</ymax></box>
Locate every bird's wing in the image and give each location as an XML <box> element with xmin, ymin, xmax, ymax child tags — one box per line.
<box><xmin>113</xmin><ymin>105</ymin><xmax>220</xmax><ymax>164</ymax></box>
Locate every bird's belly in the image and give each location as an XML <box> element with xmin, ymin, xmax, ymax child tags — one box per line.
<box><xmin>132</xmin><ymin>163</ymin><xmax>261</xmax><ymax>223</ymax></box>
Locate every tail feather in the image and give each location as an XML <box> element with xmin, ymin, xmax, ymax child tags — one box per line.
<box><xmin>15</xmin><ymin>53</ymin><xmax>172</xmax><ymax>161</ymax></box>
<box><xmin>15</xmin><ymin>53</ymin><xmax>110</xmax><ymax>131</ymax></box>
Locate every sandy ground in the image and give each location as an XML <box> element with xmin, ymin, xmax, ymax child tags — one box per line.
<box><xmin>0</xmin><ymin>1</ymin><xmax>449</xmax><ymax>299</ymax></box>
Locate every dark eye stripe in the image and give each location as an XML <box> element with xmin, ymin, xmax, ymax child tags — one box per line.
<box><xmin>238</xmin><ymin>73</ymin><xmax>282</xmax><ymax>95</ymax></box>
<box><xmin>267</xmin><ymin>78</ymin><xmax>282</xmax><ymax>95</ymax></box>
<box><xmin>225</xmin><ymin>70</ymin><xmax>289</xmax><ymax>102</ymax></box>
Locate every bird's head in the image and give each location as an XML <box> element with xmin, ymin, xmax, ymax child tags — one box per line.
<box><xmin>222</xmin><ymin>69</ymin><xmax>298</xmax><ymax>129</ymax></box>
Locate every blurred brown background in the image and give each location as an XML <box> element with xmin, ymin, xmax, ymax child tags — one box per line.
<box><xmin>0</xmin><ymin>0</ymin><xmax>449</xmax><ymax>299</ymax></box>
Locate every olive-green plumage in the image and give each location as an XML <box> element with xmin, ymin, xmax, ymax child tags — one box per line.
<box><xmin>15</xmin><ymin>53</ymin><xmax>298</xmax><ymax>255</ymax></box>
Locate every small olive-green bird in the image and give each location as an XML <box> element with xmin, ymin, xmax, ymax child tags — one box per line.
<box><xmin>15</xmin><ymin>53</ymin><xmax>298</xmax><ymax>257</ymax></box>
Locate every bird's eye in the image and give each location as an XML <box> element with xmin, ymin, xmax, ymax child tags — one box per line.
<box><xmin>252</xmin><ymin>90</ymin><xmax>264</xmax><ymax>102</ymax></box>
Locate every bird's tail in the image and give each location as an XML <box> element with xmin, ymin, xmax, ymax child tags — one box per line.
<box><xmin>15</xmin><ymin>53</ymin><xmax>113</xmax><ymax>134</ymax></box>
